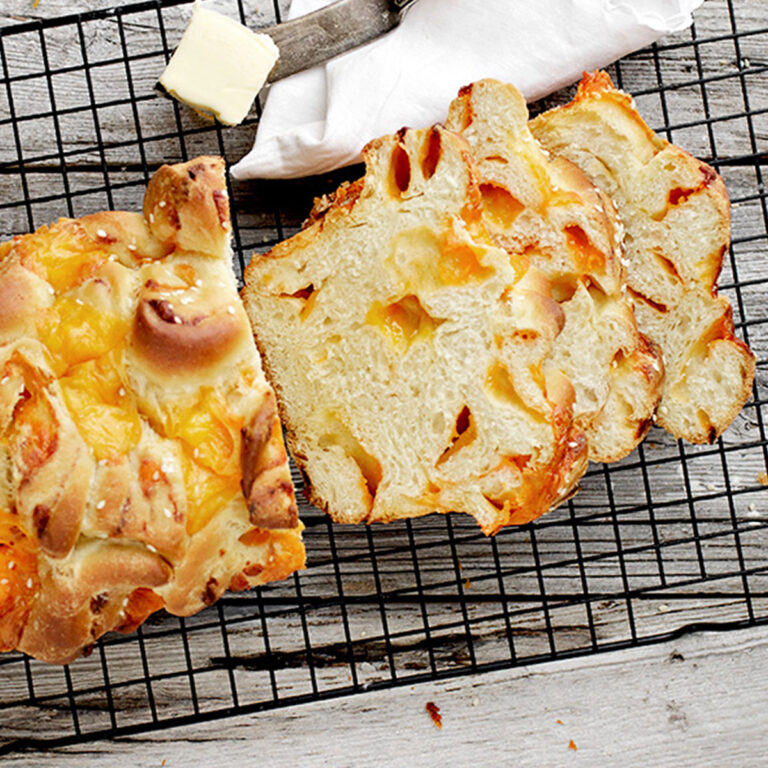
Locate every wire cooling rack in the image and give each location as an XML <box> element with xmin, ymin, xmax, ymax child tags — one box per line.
<box><xmin>1</xmin><ymin>0</ymin><xmax>767</xmax><ymax>755</ymax></box>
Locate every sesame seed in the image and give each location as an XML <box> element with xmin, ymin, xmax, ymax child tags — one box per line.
<box><xmin>75</xmin><ymin>298</ymin><xmax>84</xmax><ymax>305</ymax></box>
<box><xmin>0</xmin><ymin>377</ymin><xmax>9</xmax><ymax>385</ymax></box>
<box><xmin>706</xmin><ymin>483</ymin><xmax>716</xmax><ymax>491</ymax></box>
<box><xmin>118</xmin><ymin>387</ymin><xmax>126</xmax><ymax>397</ymax></box>
<box><xmin>153</xmin><ymin>471</ymin><xmax>160</xmax><ymax>481</ymax></box>
<box><xmin>659</xmin><ymin>405</ymin><xmax>669</xmax><ymax>415</ymax></box>
<box><xmin>0</xmin><ymin>579</ymin><xmax>7</xmax><ymax>586</ymax></box>
<box><xmin>568</xmin><ymin>441</ymin><xmax>579</xmax><ymax>448</ymax></box>
<box><xmin>193</xmin><ymin>448</ymin><xmax>200</xmax><ymax>458</ymax></box>
<box><xmin>227</xmin><ymin>305</ymin><xmax>235</xmax><ymax>315</ymax></box>
<box><xmin>146</xmin><ymin>544</ymin><xmax>158</xmax><ymax>553</ymax></box>
<box><xmin>158</xmin><ymin>200</ymin><xmax>167</xmax><ymax>208</ymax></box>
<box><xmin>748</xmin><ymin>503</ymin><xmax>756</xmax><ymax>512</ymax></box>
<box><xmin>128</xmin><ymin>243</ymin><xmax>137</xmax><ymax>252</ymax></box>
<box><xmin>96</xmin><ymin>499</ymin><xmax>106</xmax><ymax>510</ymax></box>
<box><xmin>173</xmin><ymin>315</ymin><xmax>182</xmax><ymax>324</ymax></box>
<box><xmin>149</xmin><ymin>213</ymin><xmax>155</xmax><ymax>224</ymax></box>
<box><xmin>48</xmin><ymin>286</ymin><xmax>55</xmax><ymax>295</ymax></box>
<box><xmin>96</xmin><ymin>228</ymin><xmax>108</xmax><ymax>239</ymax></box>
<box><xmin>195</xmin><ymin>279</ymin><xmax>203</xmax><ymax>287</ymax></box>
<box><xmin>8</xmin><ymin>561</ymin><xmax>15</xmax><ymax>570</ymax></box>
<box><xmin>26</xmin><ymin>578</ymin><xmax>33</xmax><ymax>589</ymax></box>
<box><xmin>658</xmin><ymin>603</ymin><xmax>670</xmax><ymax>613</ymax></box>
<box><xmin>163</xmin><ymin>508</ymin><xmax>173</xmax><ymax>518</ymax></box>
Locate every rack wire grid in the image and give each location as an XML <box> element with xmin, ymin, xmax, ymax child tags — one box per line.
<box><xmin>0</xmin><ymin>0</ymin><xmax>767</xmax><ymax>755</ymax></box>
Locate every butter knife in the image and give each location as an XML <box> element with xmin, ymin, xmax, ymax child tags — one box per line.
<box><xmin>265</xmin><ymin>0</ymin><xmax>418</xmax><ymax>82</ymax></box>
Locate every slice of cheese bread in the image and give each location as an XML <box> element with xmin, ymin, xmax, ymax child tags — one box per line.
<box><xmin>243</xmin><ymin>125</ymin><xmax>588</xmax><ymax>535</ymax></box>
<box><xmin>0</xmin><ymin>157</ymin><xmax>304</xmax><ymax>664</ymax></box>
<box><xmin>531</xmin><ymin>71</ymin><xmax>755</xmax><ymax>443</ymax></box>
<box><xmin>445</xmin><ymin>79</ymin><xmax>664</xmax><ymax>463</ymax></box>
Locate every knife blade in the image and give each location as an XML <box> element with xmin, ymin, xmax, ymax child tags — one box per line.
<box><xmin>265</xmin><ymin>0</ymin><xmax>417</xmax><ymax>82</ymax></box>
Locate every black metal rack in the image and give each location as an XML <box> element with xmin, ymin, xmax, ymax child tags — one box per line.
<box><xmin>1</xmin><ymin>0</ymin><xmax>767</xmax><ymax>755</ymax></box>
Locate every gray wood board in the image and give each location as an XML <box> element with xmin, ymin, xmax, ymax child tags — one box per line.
<box><xmin>0</xmin><ymin>0</ymin><xmax>767</xmax><ymax>756</ymax></box>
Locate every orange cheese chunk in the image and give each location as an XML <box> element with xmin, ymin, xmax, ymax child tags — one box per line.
<box><xmin>366</xmin><ymin>294</ymin><xmax>441</xmax><ymax>348</ymax></box>
<box><xmin>181</xmin><ymin>451</ymin><xmax>241</xmax><ymax>535</ymax></box>
<box><xmin>564</xmin><ymin>225</ymin><xmax>606</xmax><ymax>274</ymax></box>
<box><xmin>0</xmin><ymin>514</ymin><xmax>39</xmax><ymax>652</ymax></box>
<box><xmin>480</xmin><ymin>183</ymin><xmax>524</xmax><ymax>229</ymax></box>
<box><xmin>438</xmin><ymin>228</ymin><xmax>494</xmax><ymax>285</ymax></box>
<box><xmin>238</xmin><ymin>526</ymin><xmax>307</xmax><ymax>583</ymax></box>
<box><xmin>38</xmin><ymin>296</ymin><xmax>128</xmax><ymax>375</ymax></box>
<box><xmin>59</xmin><ymin>352</ymin><xmax>141</xmax><ymax>461</ymax></box>
<box><xmin>162</xmin><ymin>389</ymin><xmax>244</xmax><ymax>478</ymax></box>
<box><xmin>17</xmin><ymin>221</ymin><xmax>107</xmax><ymax>293</ymax></box>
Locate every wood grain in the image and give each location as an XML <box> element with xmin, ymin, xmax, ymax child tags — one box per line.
<box><xmin>3</xmin><ymin>625</ymin><xmax>768</xmax><ymax>767</ymax></box>
<box><xmin>0</xmin><ymin>0</ymin><xmax>767</xmax><ymax>763</ymax></box>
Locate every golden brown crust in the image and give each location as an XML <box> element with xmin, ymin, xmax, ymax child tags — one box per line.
<box><xmin>131</xmin><ymin>296</ymin><xmax>248</xmax><ymax>376</ymax></box>
<box><xmin>144</xmin><ymin>157</ymin><xmax>231</xmax><ymax>257</ymax></box>
<box><xmin>0</xmin><ymin>157</ymin><xmax>303</xmax><ymax>665</ymax></box>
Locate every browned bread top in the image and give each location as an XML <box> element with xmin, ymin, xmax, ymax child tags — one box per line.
<box><xmin>0</xmin><ymin>157</ymin><xmax>303</xmax><ymax>664</ymax></box>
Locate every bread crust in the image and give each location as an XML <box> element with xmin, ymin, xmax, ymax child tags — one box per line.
<box><xmin>531</xmin><ymin>72</ymin><xmax>755</xmax><ymax>443</ymax></box>
<box><xmin>0</xmin><ymin>157</ymin><xmax>303</xmax><ymax>664</ymax></box>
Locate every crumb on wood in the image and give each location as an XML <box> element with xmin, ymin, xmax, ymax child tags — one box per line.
<box><xmin>568</xmin><ymin>739</ymin><xmax>578</xmax><ymax>751</ymax></box>
<box><xmin>464</xmin><ymin>578</ymin><xmax>472</xmax><ymax>589</ymax></box>
<box><xmin>425</xmin><ymin>701</ymin><xmax>442</xmax><ymax>729</ymax></box>
<box><xmin>757</xmin><ymin>472</ymin><xmax>768</xmax><ymax>487</ymax></box>
<box><xmin>556</xmin><ymin>719</ymin><xmax>564</xmax><ymax>725</ymax></box>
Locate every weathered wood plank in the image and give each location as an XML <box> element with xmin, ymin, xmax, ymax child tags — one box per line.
<box><xmin>0</xmin><ymin>1</ymin><xmax>767</xmax><ymax>762</ymax></box>
<box><xmin>3</xmin><ymin>625</ymin><xmax>768</xmax><ymax>768</ymax></box>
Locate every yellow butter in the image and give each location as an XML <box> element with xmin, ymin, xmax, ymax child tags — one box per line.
<box><xmin>159</xmin><ymin>3</ymin><xmax>279</xmax><ymax>126</ymax></box>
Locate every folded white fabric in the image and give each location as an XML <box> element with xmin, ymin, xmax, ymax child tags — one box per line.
<box><xmin>231</xmin><ymin>0</ymin><xmax>704</xmax><ymax>180</ymax></box>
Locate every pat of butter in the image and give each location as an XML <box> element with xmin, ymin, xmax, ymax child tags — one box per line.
<box><xmin>159</xmin><ymin>3</ymin><xmax>279</xmax><ymax>126</ymax></box>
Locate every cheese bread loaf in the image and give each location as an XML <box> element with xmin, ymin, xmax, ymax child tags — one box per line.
<box><xmin>446</xmin><ymin>79</ymin><xmax>663</xmax><ymax>462</ymax></box>
<box><xmin>531</xmin><ymin>71</ymin><xmax>755</xmax><ymax>443</ymax></box>
<box><xmin>0</xmin><ymin>157</ymin><xmax>304</xmax><ymax>664</ymax></box>
<box><xmin>243</xmin><ymin>125</ymin><xmax>588</xmax><ymax>535</ymax></box>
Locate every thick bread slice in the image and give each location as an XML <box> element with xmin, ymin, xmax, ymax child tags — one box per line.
<box><xmin>0</xmin><ymin>157</ymin><xmax>303</xmax><ymax>664</ymax></box>
<box><xmin>243</xmin><ymin>125</ymin><xmax>588</xmax><ymax>535</ymax></box>
<box><xmin>445</xmin><ymin>80</ymin><xmax>663</xmax><ymax>462</ymax></box>
<box><xmin>531</xmin><ymin>71</ymin><xmax>755</xmax><ymax>443</ymax></box>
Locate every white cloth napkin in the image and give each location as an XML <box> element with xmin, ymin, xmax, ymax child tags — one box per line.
<box><xmin>231</xmin><ymin>0</ymin><xmax>704</xmax><ymax>180</ymax></box>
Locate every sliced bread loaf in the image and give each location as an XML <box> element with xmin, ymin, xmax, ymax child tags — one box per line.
<box><xmin>243</xmin><ymin>125</ymin><xmax>587</xmax><ymax>534</ymax></box>
<box><xmin>531</xmin><ymin>71</ymin><xmax>755</xmax><ymax>443</ymax></box>
<box><xmin>445</xmin><ymin>79</ymin><xmax>663</xmax><ymax>462</ymax></box>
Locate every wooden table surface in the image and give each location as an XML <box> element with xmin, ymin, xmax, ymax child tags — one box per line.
<box><xmin>1</xmin><ymin>0</ymin><xmax>768</xmax><ymax>765</ymax></box>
